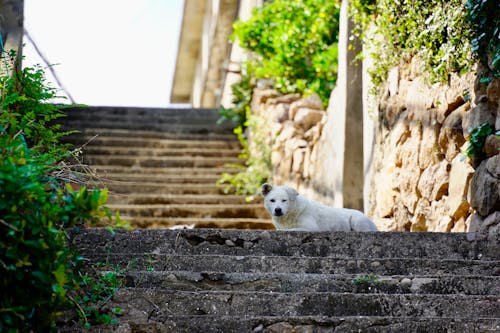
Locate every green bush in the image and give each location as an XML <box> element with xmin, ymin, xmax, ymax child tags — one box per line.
<box><xmin>218</xmin><ymin>0</ymin><xmax>340</xmax><ymax>196</ymax></box>
<box><xmin>232</xmin><ymin>0</ymin><xmax>341</xmax><ymax>106</ymax></box>
<box><xmin>0</xmin><ymin>60</ymin><xmax>126</xmax><ymax>332</ymax></box>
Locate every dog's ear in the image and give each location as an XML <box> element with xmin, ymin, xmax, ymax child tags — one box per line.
<box><xmin>285</xmin><ymin>187</ymin><xmax>299</xmax><ymax>200</ymax></box>
<box><xmin>260</xmin><ymin>183</ymin><xmax>273</xmax><ymax>197</ymax></box>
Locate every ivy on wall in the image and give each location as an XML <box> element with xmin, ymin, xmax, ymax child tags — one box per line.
<box><xmin>350</xmin><ymin>0</ymin><xmax>500</xmax><ymax>88</ymax></box>
<box><xmin>350</xmin><ymin>0</ymin><xmax>475</xmax><ymax>87</ymax></box>
<box><xmin>466</xmin><ymin>0</ymin><xmax>500</xmax><ymax>77</ymax></box>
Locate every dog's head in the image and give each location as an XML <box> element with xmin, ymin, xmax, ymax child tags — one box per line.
<box><xmin>260</xmin><ymin>183</ymin><xmax>299</xmax><ymax>217</ymax></box>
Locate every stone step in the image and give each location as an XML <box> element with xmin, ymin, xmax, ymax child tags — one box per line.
<box><xmin>101</xmin><ymin>173</ymin><xmax>221</xmax><ymax>184</ymax></box>
<box><xmin>63</xmin><ymin>122</ymin><xmax>234</xmax><ymax>134</ymax></box>
<box><xmin>104</xmin><ymin>289</ymin><xmax>500</xmax><ymax>318</ymax></box>
<box><xmin>89</xmin><ymin>165</ymin><xmax>239</xmax><ymax>175</ymax></box>
<box><xmin>107</xmin><ymin>194</ymin><xmax>256</xmax><ymax>205</ymax></box>
<box><xmin>107</xmin><ymin>204</ymin><xmax>268</xmax><ymax>219</ymax></box>
<box><xmin>122</xmin><ymin>270</ymin><xmax>500</xmax><ymax>296</ymax></box>
<box><xmin>70</xmin><ymin>229</ymin><xmax>499</xmax><ymax>260</ymax></box>
<box><xmin>84</xmin><ymin>155</ymin><xmax>242</xmax><ymax>168</ymax></box>
<box><xmin>63</xmin><ymin>106</ymin><xmax>223</xmax><ymax>119</ymax></box>
<box><xmin>72</xmin><ymin>128</ymin><xmax>236</xmax><ymax>141</ymax></box>
<box><xmin>115</xmin><ymin>217</ymin><xmax>273</xmax><ymax>230</ymax></box>
<box><xmin>59</xmin><ymin>315</ymin><xmax>500</xmax><ymax>333</ymax></box>
<box><xmin>82</xmin><ymin>253</ymin><xmax>498</xmax><ymax>276</ymax></box>
<box><xmin>103</xmin><ymin>183</ymin><xmax>225</xmax><ymax>195</ymax></box>
<box><xmin>65</xmin><ymin>135</ymin><xmax>240</xmax><ymax>149</ymax></box>
<box><xmin>82</xmin><ymin>146</ymin><xmax>240</xmax><ymax>158</ymax></box>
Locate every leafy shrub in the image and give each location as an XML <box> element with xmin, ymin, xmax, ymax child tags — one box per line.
<box><xmin>0</xmin><ymin>59</ymin><xmax>126</xmax><ymax>331</ymax></box>
<box><xmin>350</xmin><ymin>0</ymin><xmax>473</xmax><ymax>86</ymax></box>
<box><xmin>232</xmin><ymin>0</ymin><xmax>341</xmax><ymax>106</ymax></box>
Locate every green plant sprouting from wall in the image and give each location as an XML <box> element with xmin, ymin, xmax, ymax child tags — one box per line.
<box><xmin>466</xmin><ymin>123</ymin><xmax>500</xmax><ymax>158</ymax></box>
<box><xmin>0</xmin><ymin>55</ymin><xmax>129</xmax><ymax>331</ymax></box>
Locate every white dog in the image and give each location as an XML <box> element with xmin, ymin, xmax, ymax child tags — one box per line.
<box><xmin>261</xmin><ymin>183</ymin><xmax>378</xmax><ymax>232</ymax></box>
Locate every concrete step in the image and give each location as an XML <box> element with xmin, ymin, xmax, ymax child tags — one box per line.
<box><xmin>69</xmin><ymin>229</ymin><xmax>499</xmax><ymax>260</ymax></box>
<box><xmin>107</xmin><ymin>204</ymin><xmax>268</xmax><ymax>219</ymax></box>
<box><xmin>122</xmin><ymin>270</ymin><xmax>500</xmax><ymax>296</ymax></box>
<box><xmin>82</xmin><ymin>146</ymin><xmax>240</xmax><ymax>158</ymax></box>
<box><xmin>59</xmin><ymin>315</ymin><xmax>500</xmax><ymax>333</ymax></box>
<box><xmin>105</xmin><ymin>289</ymin><xmax>500</xmax><ymax>318</ymax></box>
<box><xmin>107</xmin><ymin>194</ymin><xmax>257</xmax><ymax>205</ymax></box>
<box><xmin>82</xmin><ymin>253</ymin><xmax>498</xmax><ymax>276</ymax></box>
<box><xmin>84</xmin><ymin>155</ymin><xmax>242</xmax><ymax>168</ymax></box>
<box><xmin>115</xmin><ymin>217</ymin><xmax>273</xmax><ymax>230</ymax></box>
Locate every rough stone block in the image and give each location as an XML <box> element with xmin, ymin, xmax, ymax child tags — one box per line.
<box><xmin>446</xmin><ymin>155</ymin><xmax>474</xmax><ymax>219</ymax></box>
<box><xmin>468</xmin><ymin>155</ymin><xmax>500</xmax><ymax>217</ymax></box>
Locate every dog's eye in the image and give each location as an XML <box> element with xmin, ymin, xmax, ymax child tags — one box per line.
<box><xmin>270</xmin><ymin>199</ymin><xmax>275</xmax><ymax>202</ymax></box>
<box><xmin>282</xmin><ymin>199</ymin><xmax>287</xmax><ymax>202</ymax></box>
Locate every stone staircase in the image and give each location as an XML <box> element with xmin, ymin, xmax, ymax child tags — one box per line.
<box><xmin>58</xmin><ymin>107</ymin><xmax>500</xmax><ymax>332</ymax></box>
<box><xmin>62</xmin><ymin>228</ymin><xmax>499</xmax><ymax>332</ymax></box>
<box><xmin>60</xmin><ymin>106</ymin><xmax>273</xmax><ymax>230</ymax></box>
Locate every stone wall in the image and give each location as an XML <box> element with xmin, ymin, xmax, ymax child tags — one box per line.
<box><xmin>250</xmin><ymin>88</ymin><xmax>333</xmax><ymax>204</ymax></box>
<box><xmin>249</xmin><ymin>59</ymin><xmax>500</xmax><ymax>235</ymax></box>
<box><xmin>369</xmin><ymin>59</ymin><xmax>500</xmax><ymax>233</ymax></box>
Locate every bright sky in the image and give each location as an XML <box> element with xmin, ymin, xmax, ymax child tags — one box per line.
<box><xmin>23</xmin><ymin>0</ymin><xmax>184</xmax><ymax>107</ymax></box>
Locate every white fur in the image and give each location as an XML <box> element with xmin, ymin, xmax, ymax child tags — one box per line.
<box><xmin>261</xmin><ymin>184</ymin><xmax>378</xmax><ymax>232</ymax></box>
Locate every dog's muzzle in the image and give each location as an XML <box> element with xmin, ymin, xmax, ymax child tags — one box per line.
<box><xmin>274</xmin><ymin>207</ymin><xmax>283</xmax><ymax>216</ymax></box>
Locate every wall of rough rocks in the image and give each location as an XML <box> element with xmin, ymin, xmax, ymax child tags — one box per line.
<box><xmin>249</xmin><ymin>59</ymin><xmax>500</xmax><ymax>234</ymax></box>
<box><xmin>369</xmin><ymin>60</ymin><xmax>500</xmax><ymax>233</ymax></box>
<box><xmin>249</xmin><ymin>88</ymin><xmax>333</xmax><ymax>204</ymax></box>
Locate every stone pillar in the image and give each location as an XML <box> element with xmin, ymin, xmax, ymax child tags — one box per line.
<box><xmin>312</xmin><ymin>0</ymin><xmax>364</xmax><ymax>211</ymax></box>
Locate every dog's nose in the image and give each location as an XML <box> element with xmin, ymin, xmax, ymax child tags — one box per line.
<box><xmin>274</xmin><ymin>207</ymin><xmax>282</xmax><ymax>216</ymax></box>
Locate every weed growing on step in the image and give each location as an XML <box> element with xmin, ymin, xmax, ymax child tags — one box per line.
<box><xmin>71</xmin><ymin>267</ymin><xmax>125</xmax><ymax>327</ymax></box>
<box><xmin>0</xmin><ymin>54</ymin><xmax>129</xmax><ymax>332</ymax></box>
<box><xmin>352</xmin><ymin>274</ymin><xmax>380</xmax><ymax>286</ymax></box>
